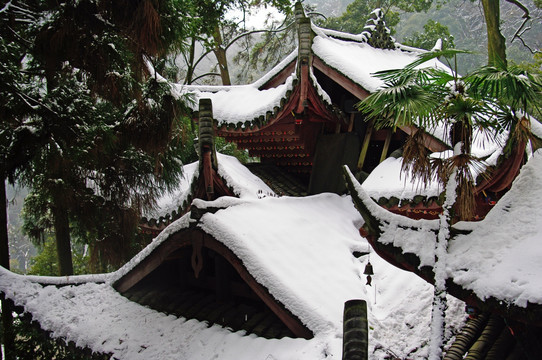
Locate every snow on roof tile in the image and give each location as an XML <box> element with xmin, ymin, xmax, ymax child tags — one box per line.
<box><xmin>146</xmin><ymin>154</ymin><xmax>274</xmax><ymax>220</ymax></box>
<box><xmin>362</xmin><ymin>128</ymin><xmax>508</xmax><ymax>201</ymax></box>
<box><xmin>449</xmin><ymin>150</ymin><xmax>542</xmax><ymax>307</ymax></box>
<box><xmin>1</xmin><ymin>159</ymin><xmax>467</xmax><ymax>359</ymax></box>
<box><xmin>0</xmin><ymin>194</ymin><xmax>464</xmax><ymax>359</ymax></box>
<box><xmin>311</xmin><ymin>35</ymin><xmax>442</xmax><ymax>93</ymax></box>
<box><xmin>175</xmin><ymin>73</ymin><xmax>297</xmax><ymax>126</ymax></box>
<box><xmin>347</xmin><ymin>149</ymin><xmax>542</xmax><ymax>308</ymax></box>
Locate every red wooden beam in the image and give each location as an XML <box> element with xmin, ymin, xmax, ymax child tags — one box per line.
<box><xmin>313</xmin><ymin>56</ymin><xmax>370</xmax><ymax>100</ymax></box>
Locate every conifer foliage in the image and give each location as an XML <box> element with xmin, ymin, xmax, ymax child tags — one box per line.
<box><xmin>1</xmin><ymin>0</ymin><xmax>191</xmax><ymax>276</ymax></box>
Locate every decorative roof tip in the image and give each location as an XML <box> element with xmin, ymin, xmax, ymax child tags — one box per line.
<box><xmin>294</xmin><ymin>1</ymin><xmax>306</xmax><ymax>20</ymax></box>
<box><xmin>360</xmin><ymin>8</ymin><xmax>396</xmax><ymax>50</ymax></box>
<box><xmin>431</xmin><ymin>38</ymin><xmax>443</xmax><ymax>52</ymax></box>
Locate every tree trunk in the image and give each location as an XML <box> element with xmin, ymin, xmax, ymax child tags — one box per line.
<box><xmin>481</xmin><ymin>0</ymin><xmax>507</xmax><ymax>67</ymax></box>
<box><xmin>0</xmin><ymin>178</ymin><xmax>15</xmax><ymax>359</ymax></box>
<box><xmin>185</xmin><ymin>38</ymin><xmax>196</xmax><ymax>85</ymax></box>
<box><xmin>212</xmin><ymin>27</ymin><xmax>231</xmax><ymax>86</ymax></box>
<box><xmin>52</xmin><ymin>193</ymin><xmax>73</xmax><ymax>276</ymax></box>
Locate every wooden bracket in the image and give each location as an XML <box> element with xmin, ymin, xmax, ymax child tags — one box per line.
<box><xmin>191</xmin><ymin>234</ymin><xmax>204</xmax><ymax>278</ymax></box>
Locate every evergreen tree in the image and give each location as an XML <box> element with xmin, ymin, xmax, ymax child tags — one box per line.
<box><xmin>1</xmin><ymin>0</ymin><xmax>191</xmax><ymax>276</ymax></box>
<box><xmin>403</xmin><ymin>19</ymin><xmax>455</xmax><ymax>50</ymax></box>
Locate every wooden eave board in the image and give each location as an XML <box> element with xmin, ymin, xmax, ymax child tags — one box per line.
<box><xmin>258</xmin><ymin>59</ymin><xmax>297</xmax><ymax>90</ymax></box>
<box><xmin>312</xmin><ymin>56</ymin><xmax>370</xmax><ymax>101</ymax></box>
<box><xmin>114</xmin><ymin>228</ymin><xmax>313</xmax><ymax>339</ymax></box>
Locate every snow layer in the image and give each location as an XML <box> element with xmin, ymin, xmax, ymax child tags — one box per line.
<box><xmin>349</xmin><ymin>149</ymin><xmax>542</xmax><ymax>308</ymax></box>
<box><xmin>148</xmin><ymin>154</ymin><xmax>274</xmax><ymax>219</ymax></box>
<box><xmin>1</xmin><ymin>192</ymin><xmax>464</xmax><ymax>359</ymax></box>
<box><xmin>216</xmin><ymin>154</ymin><xmax>275</xmax><ymax>198</ymax></box>
<box><xmin>198</xmin><ymin>193</ymin><xmax>367</xmax><ymax>335</ymax></box>
<box><xmin>362</xmin><ymin>157</ymin><xmax>443</xmax><ymax>200</ymax></box>
<box><xmin>171</xmin><ymin>51</ymin><xmax>298</xmax><ymax>126</ymax></box>
<box><xmin>362</xmin><ymin>128</ymin><xmax>508</xmax><ymax>201</ymax></box>
<box><xmin>176</xmin><ymin>74</ymin><xmax>296</xmax><ymax>126</ymax></box>
<box><xmin>145</xmin><ymin>161</ymin><xmax>198</xmax><ymax>219</ymax></box>
<box><xmin>448</xmin><ymin>150</ymin><xmax>542</xmax><ymax>306</ymax></box>
<box><xmin>311</xmin><ymin>36</ymin><xmax>443</xmax><ymax>93</ymax></box>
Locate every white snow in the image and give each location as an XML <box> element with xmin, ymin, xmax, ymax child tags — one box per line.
<box><xmin>216</xmin><ymin>153</ymin><xmax>275</xmax><ymax>198</ymax></box>
<box><xmin>148</xmin><ymin>153</ymin><xmax>274</xmax><ymax>219</ymax></box>
<box><xmin>448</xmin><ymin>150</ymin><xmax>542</xmax><ymax>307</ymax></box>
<box><xmin>145</xmin><ymin>161</ymin><xmax>198</xmax><ymax>219</ymax></box>
<box><xmin>362</xmin><ymin>157</ymin><xmax>443</xmax><ymax>200</ymax></box>
<box><xmin>174</xmin><ymin>73</ymin><xmax>296</xmax><ymax>126</ymax></box>
<box><xmin>1</xmin><ymin>161</ymin><xmax>466</xmax><ymax>359</ymax></box>
<box><xmin>347</xmin><ymin>149</ymin><xmax>542</xmax><ymax>308</ymax></box>
<box><xmin>361</xmin><ymin>127</ymin><xmax>508</xmax><ymax>201</ymax></box>
<box><xmin>311</xmin><ymin>35</ymin><xmax>444</xmax><ymax>93</ymax></box>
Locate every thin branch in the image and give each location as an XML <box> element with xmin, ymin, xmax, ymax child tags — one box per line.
<box><xmin>187</xmin><ymin>21</ymin><xmax>295</xmax><ymax>83</ymax></box>
<box><xmin>224</xmin><ymin>21</ymin><xmax>295</xmax><ymax>52</ymax></box>
<box><xmin>505</xmin><ymin>0</ymin><xmax>534</xmax><ymax>53</ymax></box>
<box><xmin>306</xmin><ymin>11</ymin><xmax>327</xmax><ymax>20</ymax></box>
<box><xmin>190</xmin><ymin>72</ymin><xmax>221</xmax><ymax>83</ymax></box>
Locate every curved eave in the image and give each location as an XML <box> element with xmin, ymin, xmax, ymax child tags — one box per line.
<box><xmin>187</xmin><ymin>79</ymin><xmax>297</xmax><ymax>136</ymax></box>
<box><xmin>114</xmin><ymin>225</ymin><xmax>313</xmax><ymax>339</ymax></box>
<box><xmin>140</xmin><ymin>162</ymin><xmax>236</xmax><ymax>235</ymax></box>
<box><xmin>343</xmin><ymin>165</ymin><xmax>542</xmax><ymax>327</ymax></box>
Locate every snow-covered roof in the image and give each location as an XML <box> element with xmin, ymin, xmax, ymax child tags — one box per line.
<box><xmin>449</xmin><ymin>150</ymin><xmax>542</xmax><ymax>307</ymax></box>
<box><xmin>362</xmin><ymin>128</ymin><xmax>509</xmax><ymax>201</ymax></box>
<box><xmin>167</xmin><ymin>18</ymin><xmax>448</xmax><ymax>129</ymax></box>
<box><xmin>311</xmin><ymin>30</ymin><xmax>443</xmax><ymax>94</ymax></box>
<box><xmin>346</xmin><ymin>148</ymin><xmax>542</xmax><ymax>310</ymax></box>
<box><xmin>0</xmin><ymin>157</ymin><xmax>466</xmax><ymax>359</ymax></box>
<box><xmin>147</xmin><ymin>153</ymin><xmax>275</xmax><ymax>219</ymax></box>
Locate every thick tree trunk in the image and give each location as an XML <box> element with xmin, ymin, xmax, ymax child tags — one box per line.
<box><xmin>481</xmin><ymin>0</ymin><xmax>507</xmax><ymax>67</ymax></box>
<box><xmin>0</xmin><ymin>179</ymin><xmax>15</xmax><ymax>359</ymax></box>
<box><xmin>212</xmin><ymin>27</ymin><xmax>231</xmax><ymax>86</ymax></box>
<box><xmin>52</xmin><ymin>193</ymin><xmax>73</xmax><ymax>276</ymax></box>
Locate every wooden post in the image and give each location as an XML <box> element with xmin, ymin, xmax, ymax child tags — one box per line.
<box><xmin>357</xmin><ymin>120</ymin><xmax>374</xmax><ymax>170</ymax></box>
<box><xmin>379</xmin><ymin>130</ymin><xmax>393</xmax><ymax>163</ymax></box>
<box><xmin>342</xmin><ymin>299</ymin><xmax>368</xmax><ymax>360</ymax></box>
<box><xmin>199</xmin><ymin>99</ymin><xmax>215</xmax><ymax>200</ymax></box>
<box><xmin>296</xmin><ymin>16</ymin><xmax>312</xmax><ymax>114</ymax></box>
<box><xmin>348</xmin><ymin>113</ymin><xmax>355</xmax><ymax>133</ymax></box>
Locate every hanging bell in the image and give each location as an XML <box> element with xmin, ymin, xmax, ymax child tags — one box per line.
<box><xmin>364</xmin><ymin>261</ymin><xmax>374</xmax><ymax>286</ymax></box>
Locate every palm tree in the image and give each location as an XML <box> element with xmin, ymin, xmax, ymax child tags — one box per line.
<box><xmin>357</xmin><ymin>49</ymin><xmax>542</xmax><ymax>358</ymax></box>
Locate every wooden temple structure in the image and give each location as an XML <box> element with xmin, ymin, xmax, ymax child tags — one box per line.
<box><xmin>4</xmin><ymin>3</ymin><xmax>542</xmax><ymax>359</ymax></box>
<box><xmin>135</xmin><ymin>4</ymin><xmax>542</xmax><ymax>358</ymax></box>
<box><xmin>140</xmin><ymin>3</ymin><xmax>450</xmax><ymax>235</ymax></box>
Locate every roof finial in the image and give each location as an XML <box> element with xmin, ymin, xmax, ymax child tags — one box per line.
<box><xmin>361</xmin><ymin>9</ymin><xmax>396</xmax><ymax>50</ymax></box>
<box><xmin>294</xmin><ymin>1</ymin><xmax>305</xmax><ymax>21</ymax></box>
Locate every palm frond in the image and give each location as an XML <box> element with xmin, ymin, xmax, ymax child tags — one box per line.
<box><xmin>466</xmin><ymin>64</ymin><xmax>542</xmax><ymax>116</ymax></box>
<box><xmin>404</xmin><ymin>49</ymin><xmax>472</xmax><ymax>72</ymax></box>
<box><xmin>357</xmin><ymin>69</ymin><xmax>442</xmax><ymax>129</ymax></box>
<box><xmin>401</xmin><ymin>129</ymin><xmax>433</xmax><ymax>187</ymax></box>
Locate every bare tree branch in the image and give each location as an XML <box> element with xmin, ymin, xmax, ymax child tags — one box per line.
<box><xmin>505</xmin><ymin>0</ymin><xmax>535</xmax><ymax>53</ymax></box>
<box><xmin>191</xmin><ymin>72</ymin><xmax>221</xmax><ymax>83</ymax></box>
